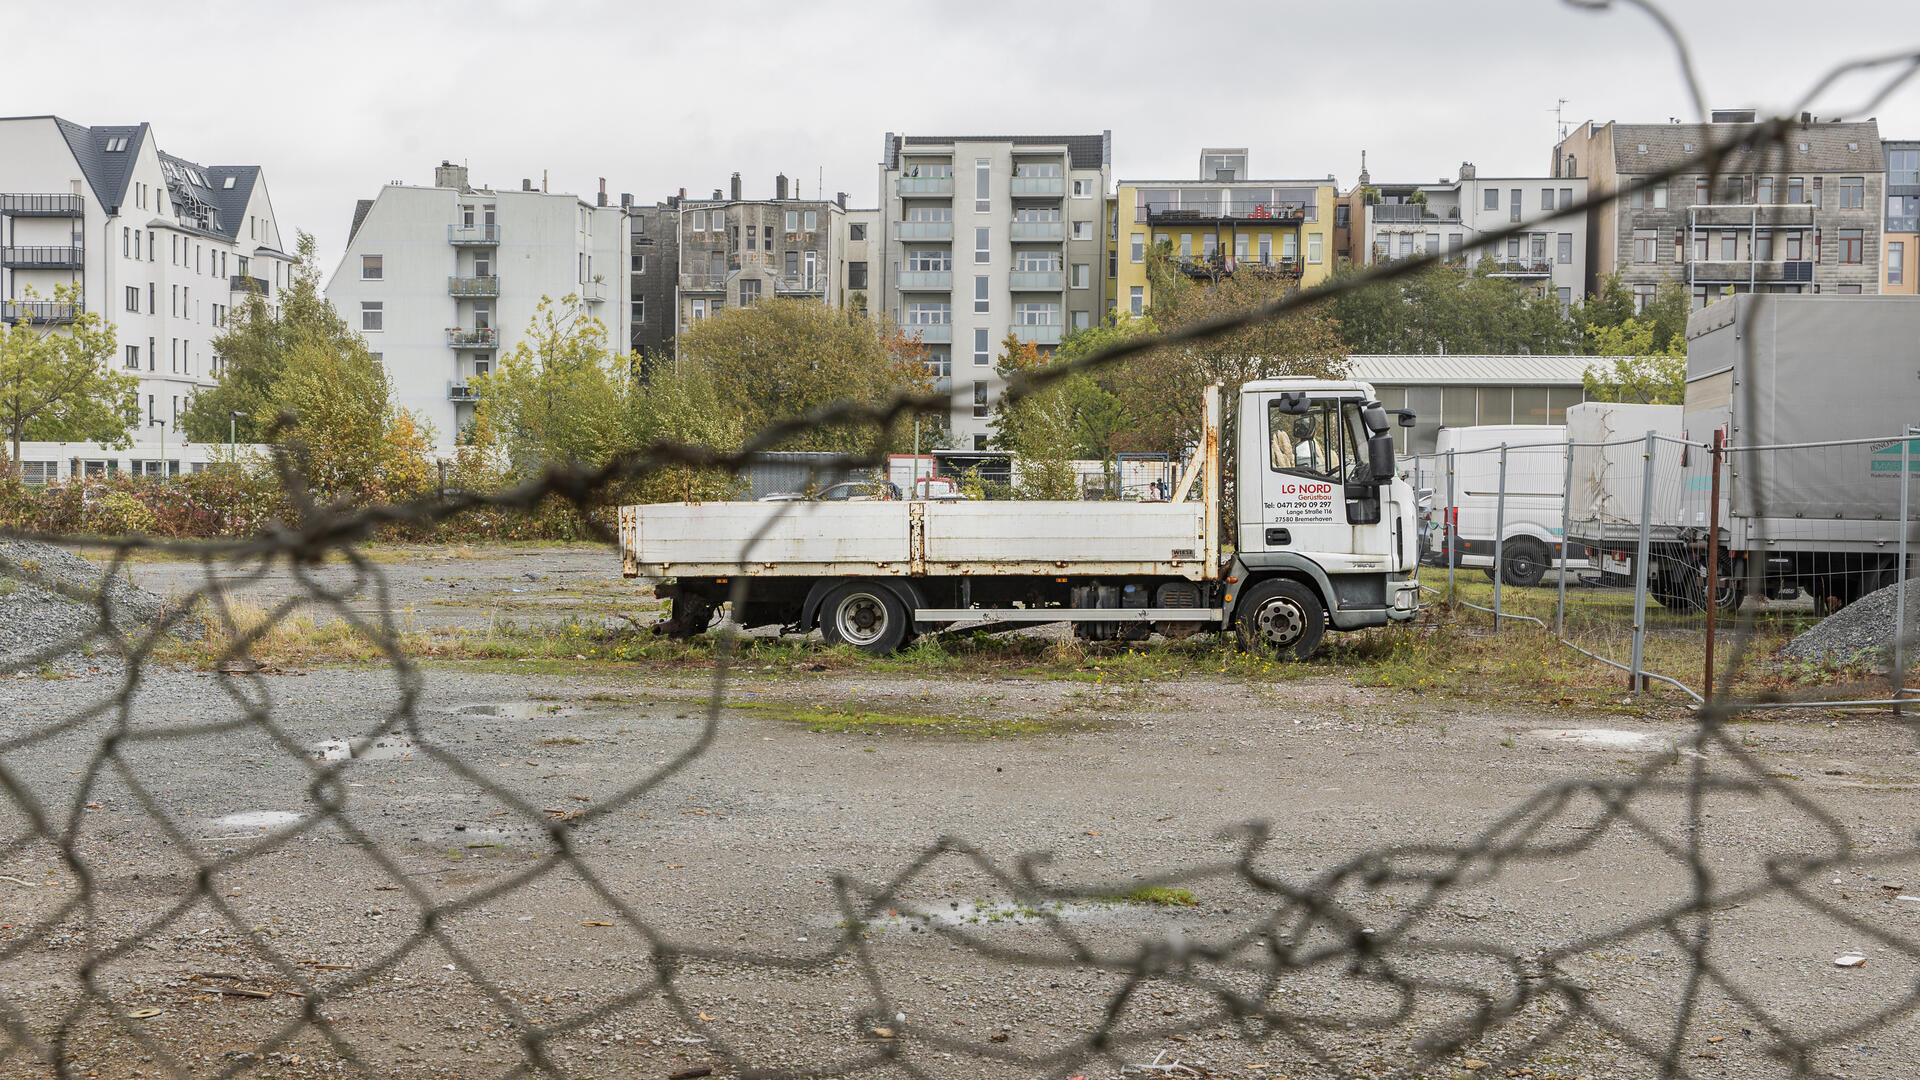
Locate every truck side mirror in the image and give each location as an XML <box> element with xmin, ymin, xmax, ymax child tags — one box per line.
<box><xmin>1369</xmin><ymin>432</ymin><xmax>1396</xmax><ymax>482</ymax></box>
<box><xmin>1393</xmin><ymin>409</ymin><xmax>1417</xmax><ymax>428</ymax></box>
<box><xmin>1361</xmin><ymin>403</ymin><xmax>1390</xmax><ymax>435</ymax></box>
<box><xmin>1274</xmin><ymin>391</ymin><xmax>1311</xmax><ymax>415</ymax></box>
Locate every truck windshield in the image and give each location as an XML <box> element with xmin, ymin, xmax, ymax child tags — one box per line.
<box><xmin>1270</xmin><ymin>398</ymin><xmax>1369</xmax><ymax>482</ymax></box>
<box><xmin>1343</xmin><ymin>402</ymin><xmax>1373</xmax><ymax>482</ymax></box>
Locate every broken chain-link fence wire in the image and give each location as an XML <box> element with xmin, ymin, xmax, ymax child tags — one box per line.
<box><xmin>5</xmin><ymin>7</ymin><xmax>1920</xmax><ymax>1075</ymax></box>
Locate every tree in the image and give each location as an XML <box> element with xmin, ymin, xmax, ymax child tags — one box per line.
<box><xmin>0</xmin><ymin>283</ymin><xmax>136</xmax><ymax>471</ymax></box>
<box><xmin>1574</xmin><ymin>273</ymin><xmax>1689</xmax><ymax>354</ymax></box>
<box><xmin>1329</xmin><ymin>261</ymin><xmax>1581</xmax><ymax>356</ymax></box>
<box><xmin>1581</xmin><ymin>317</ymin><xmax>1686</xmax><ymax>404</ymax></box>
<box><xmin>677</xmin><ymin>299</ymin><xmax>927</xmax><ymax>452</ymax></box>
<box><xmin>989</xmin><ymin>336</ymin><xmax>1079</xmax><ymax>499</ymax></box>
<box><xmin>475</xmin><ymin>297</ymin><xmax>638</xmax><ymax>474</ymax></box>
<box><xmin>271</xmin><ymin>333</ymin><xmax>434</xmax><ymax>504</ymax></box>
<box><xmin>182</xmin><ymin>233</ymin><xmax>346</xmax><ymax>445</ymax></box>
<box><xmin>628</xmin><ymin>364</ymin><xmax>746</xmax><ymax>503</ymax></box>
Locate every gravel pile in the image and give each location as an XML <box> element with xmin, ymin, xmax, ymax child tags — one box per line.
<box><xmin>1781</xmin><ymin>578</ymin><xmax>1920</xmax><ymax>666</ymax></box>
<box><xmin>0</xmin><ymin>538</ymin><xmax>179</xmax><ymax>671</ymax></box>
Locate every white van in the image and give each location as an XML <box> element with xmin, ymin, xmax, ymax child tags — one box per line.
<box><xmin>1430</xmin><ymin>425</ymin><xmax>1585</xmax><ymax>587</ymax></box>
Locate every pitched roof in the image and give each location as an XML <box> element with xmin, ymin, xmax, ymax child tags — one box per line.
<box><xmin>5</xmin><ymin>116</ymin><xmax>268</xmax><ymax>240</ymax></box>
<box><xmin>349</xmin><ymin>198</ymin><xmax>376</xmax><ymax>245</ymax></box>
<box><xmin>205</xmin><ymin>165</ymin><xmax>259</xmax><ymax>241</ymax></box>
<box><xmin>884</xmin><ymin>131</ymin><xmax>1109</xmax><ymax>171</ymax></box>
<box><xmin>49</xmin><ymin>118</ymin><xmax>148</xmax><ymax>213</ymax></box>
<box><xmin>1348</xmin><ymin>354</ymin><xmax>1594</xmax><ymax>386</ymax></box>
<box><xmin>1608</xmin><ymin>120</ymin><xmax>1884</xmax><ymax>174</ymax></box>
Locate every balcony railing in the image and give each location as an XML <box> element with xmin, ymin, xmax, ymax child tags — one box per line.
<box><xmin>1010</xmin><ymin>323</ymin><xmax>1063</xmax><ymax>345</ymax></box>
<box><xmin>1372</xmin><ymin>204</ymin><xmax>1457</xmax><ymax>223</ymax></box>
<box><xmin>929</xmin><ymin>375</ymin><xmax>953</xmax><ymax>394</ymax></box>
<box><xmin>0</xmin><ymin>300</ymin><xmax>80</xmax><ymax>324</ymax></box>
<box><xmin>448</xmin><ymin>382</ymin><xmax>482</xmax><ymax>403</ymax></box>
<box><xmin>580</xmin><ymin>280</ymin><xmax>608</xmax><ymax>303</ymax></box>
<box><xmin>230</xmin><ymin>274</ymin><xmax>269</xmax><ymax>296</ymax></box>
<box><xmin>904</xmin><ymin>322</ymin><xmax>953</xmax><ymax>344</ymax></box>
<box><xmin>1</xmin><ymin>245</ymin><xmax>84</xmax><ymax>268</ymax></box>
<box><xmin>1689</xmin><ymin>259</ymin><xmax>1815</xmax><ymax>284</ymax></box>
<box><xmin>773</xmin><ymin>276</ymin><xmax>827</xmax><ymax>296</ymax></box>
<box><xmin>1010</xmin><ymin>176</ymin><xmax>1066</xmax><ymax>197</ymax></box>
<box><xmin>1142</xmin><ymin>200</ymin><xmax>1308</xmax><ymax>226</ymax></box>
<box><xmin>896</xmin><ymin>270</ymin><xmax>953</xmax><ymax>291</ymax></box>
<box><xmin>896</xmin><ymin>220</ymin><xmax>955</xmax><ymax>241</ymax></box>
<box><xmin>448</xmin><ymin>275</ymin><xmax>500</xmax><ymax>297</ymax></box>
<box><xmin>1009</xmin><ymin>270</ymin><xmax>1064</xmax><ymax>290</ymax></box>
<box><xmin>447</xmin><ymin>327</ymin><xmax>500</xmax><ymax>348</ymax></box>
<box><xmin>1483</xmin><ymin>259</ymin><xmax>1553</xmax><ymax>277</ymax></box>
<box><xmin>1687</xmin><ymin>203</ymin><xmax>1817</xmax><ymax>228</ymax></box>
<box><xmin>1010</xmin><ymin>220</ymin><xmax>1065</xmax><ymax>241</ymax></box>
<box><xmin>447</xmin><ymin>224</ymin><xmax>501</xmax><ymax>245</ymax></box>
<box><xmin>0</xmin><ymin>193</ymin><xmax>84</xmax><ymax>216</ymax></box>
<box><xmin>897</xmin><ymin>175</ymin><xmax>955</xmax><ymax>195</ymax></box>
<box><xmin>1174</xmin><ymin>254</ymin><xmax>1302</xmax><ymax>280</ymax></box>
<box><xmin>680</xmin><ymin>272</ymin><xmax>728</xmax><ymax>291</ymax></box>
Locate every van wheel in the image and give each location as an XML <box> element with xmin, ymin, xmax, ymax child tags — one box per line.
<box><xmin>1499</xmin><ymin>539</ymin><xmax>1550</xmax><ymax>588</ymax></box>
<box><xmin>1235</xmin><ymin>580</ymin><xmax>1326</xmax><ymax>660</ymax></box>
<box><xmin>818</xmin><ymin>582</ymin><xmax>909</xmax><ymax>655</ymax></box>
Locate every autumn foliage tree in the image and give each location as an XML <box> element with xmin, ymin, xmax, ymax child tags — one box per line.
<box><xmin>0</xmin><ymin>283</ymin><xmax>136</xmax><ymax>471</ymax></box>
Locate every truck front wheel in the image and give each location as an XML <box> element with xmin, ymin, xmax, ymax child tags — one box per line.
<box><xmin>1235</xmin><ymin>579</ymin><xmax>1327</xmax><ymax>660</ymax></box>
<box><xmin>818</xmin><ymin>582</ymin><xmax>910</xmax><ymax>655</ymax></box>
<box><xmin>1499</xmin><ymin>539</ymin><xmax>1550</xmax><ymax>588</ymax></box>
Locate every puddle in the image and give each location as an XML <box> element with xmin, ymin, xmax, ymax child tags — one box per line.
<box><xmin>1526</xmin><ymin>728</ymin><xmax>1677</xmax><ymax>752</ymax></box>
<box><xmin>307</xmin><ymin>736</ymin><xmax>416</xmax><ymax>762</ymax></box>
<box><xmin>872</xmin><ymin>900</ymin><xmax>1107</xmax><ymax>932</ymax></box>
<box><xmin>214</xmin><ymin>811</ymin><xmax>302</xmax><ymax>830</ymax></box>
<box><xmin>456</xmin><ymin>702</ymin><xmax>580</xmax><ymax>721</ymax></box>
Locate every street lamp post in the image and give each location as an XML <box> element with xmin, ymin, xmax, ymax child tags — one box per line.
<box><xmin>150</xmin><ymin>418</ymin><xmax>167</xmax><ymax>478</ymax></box>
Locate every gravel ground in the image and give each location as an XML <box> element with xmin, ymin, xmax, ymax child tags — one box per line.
<box><xmin>3</xmin><ymin>652</ymin><xmax>1918</xmax><ymax>1078</ymax></box>
<box><xmin>1784</xmin><ymin>578</ymin><xmax>1919</xmax><ymax>666</ymax></box>
<box><xmin>0</xmin><ymin>538</ymin><xmax>179</xmax><ymax>672</ymax></box>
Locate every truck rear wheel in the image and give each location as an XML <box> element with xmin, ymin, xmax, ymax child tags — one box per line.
<box><xmin>1499</xmin><ymin>539</ymin><xmax>1550</xmax><ymax>588</ymax></box>
<box><xmin>818</xmin><ymin>582</ymin><xmax>909</xmax><ymax>655</ymax></box>
<box><xmin>1235</xmin><ymin>579</ymin><xmax>1326</xmax><ymax>661</ymax></box>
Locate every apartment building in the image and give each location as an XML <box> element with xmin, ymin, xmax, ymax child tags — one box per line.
<box><xmin>1346</xmin><ymin>162</ymin><xmax>1588</xmax><ymax>307</ymax></box>
<box><xmin>840</xmin><ymin>206</ymin><xmax>878</xmax><ymax>316</ymax></box>
<box><xmin>0</xmin><ymin>115</ymin><xmax>291</xmax><ymax>462</ymax></box>
<box><xmin>877</xmin><ymin>132</ymin><xmax>1112</xmax><ymax>449</ymax></box>
<box><xmin>675</xmin><ymin>173</ymin><xmax>852</xmax><ymax>342</ymax></box>
<box><xmin>1554</xmin><ymin>111</ymin><xmax>1885</xmax><ymax>309</ymax></box>
<box><xmin>327</xmin><ymin>162</ymin><xmax>629</xmax><ymax>451</ymax></box>
<box><xmin>1110</xmin><ymin>149</ymin><xmax>1337</xmax><ymax>322</ymax></box>
<box><xmin>1883</xmin><ymin>140</ymin><xmax>1917</xmax><ymax>295</ymax></box>
<box><xmin>626</xmin><ymin>196</ymin><xmax>679</xmax><ymax>361</ymax></box>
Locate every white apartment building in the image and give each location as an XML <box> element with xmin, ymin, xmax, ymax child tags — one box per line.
<box><xmin>327</xmin><ymin>163</ymin><xmax>630</xmax><ymax>451</ymax></box>
<box><xmin>877</xmin><ymin>132</ymin><xmax>1112</xmax><ymax>449</ymax></box>
<box><xmin>1354</xmin><ymin>162</ymin><xmax>1588</xmax><ymax>305</ymax></box>
<box><xmin>0</xmin><ymin>116</ymin><xmax>292</xmax><ymax>464</ymax></box>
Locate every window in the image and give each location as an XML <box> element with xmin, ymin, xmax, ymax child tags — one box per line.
<box><xmin>1509</xmin><ymin>189</ymin><xmax>1521</xmax><ymax>222</ymax></box>
<box><xmin>1073</xmin><ymin>309</ymin><xmax>1092</xmax><ymax>331</ymax></box>
<box><xmin>1811</xmin><ymin>177</ymin><xmax>1823</xmax><ymax>208</ymax></box>
<box><xmin>631</xmin><ymin>253</ymin><xmax>646</xmax><ymax>273</ymax></box>
<box><xmin>1282</xmin><ymin>233</ymin><xmax>1298</xmax><ymax>260</ymax></box>
<box><xmin>1560</xmin><ymin>188</ymin><xmax>1573</xmax><ymax>208</ymax></box>
<box><xmin>849</xmin><ymin>262</ymin><xmax>868</xmax><ymax>289</ymax></box>
<box><xmin>1840</xmin><ymin>229</ymin><xmax>1863</xmax><ymax>264</ymax></box>
<box><xmin>1258</xmin><ymin>234</ymin><xmax>1272</xmax><ymax>263</ymax></box>
<box><xmin>632</xmin><ymin>298</ymin><xmax>645</xmax><ymax>325</ymax></box>
<box><xmin>1837</xmin><ymin>284</ymin><xmax>1863</xmax><ymax>294</ymax></box>
<box><xmin>1557</xmin><ymin>286</ymin><xmax>1572</xmax><ymax>309</ymax></box>
<box><xmin>850</xmin><ymin>222</ymin><xmax>867</xmax><ymax>241</ymax></box>
<box><xmin>1071</xmin><ymin>220</ymin><xmax>1092</xmax><ymax>241</ymax></box>
<box><xmin>1179</xmin><ymin>234</ymin><xmax>1193</xmax><ymax>258</ymax></box>
<box><xmin>1756</xmin><ymin>230</ymin><xmax>1774</xmax><ymax>261</ymax></box>
<box><xmin>1631</xmin><ymin>283</ymin><xmax>1655</xmax><ymax>314</ymax></box>
<box><xmin>1071</xmin><ymin>263</ymin><xmax>1090</xmax><ymax>289</ymax></box>
<box><xmin>1202</xmin><ymin>234</ymin><xmax>1217</xmax><ymax>260</ymax></box>
<box><xmin>124</xmin><ymin>286</ymin><xmax>138</xmax><ymax>313</ymax></box>
<box><xmin>1129</xmin><ymin>285</ymin><xmax>1144</xmax><ymax>316</ymax></box>
<box><xmin>907</xmin><ymin>249</ymin><xmax>950</xmax><ymax>271</ymax></box>
<box><xmin>361</xmin><ymin>254</ymin><xmax>383</xmax><ymax>280</ymax></box>
<box><xmin>1721</xmin><ymin>231</ymin><xmax>1738</xmax><ymax>260</ymax></box>
<box><xmin>975</xmin><ymin>158</ymin><xmax>991</xmax><ymax>211</ymax></box>
<box><xmin>105</xmin><ymin>136</ymin><xmax>127</xmax><ymax>152</ymax></box>
<box><xmin>1889</xmin><ymin>195</ymin><xmax>1920</xmax><ymax>233</ymax></box>
<box><xmin>1267</xmin><ymin>398</ymin><xmax>1354</xmax><ymax>482</ymax></box>
<box><xmin>1653</xmin><ymin>185</ymin><xmax>1668</xmax><ymax>209</ymax></box>
<box><xmin>1787</xmin><ymin>177</ymin><xmax>1805</xmax><ymax>205</ymax></box>
<box><xmin>1308</xmin><ymin>233</ymin><xmax>1323</xmax><ymax>264</ymax></box>
<box><xmin>690</xmin><ymin>298</ymin><xmax>708</xmax><ymax>322</ymax></box>
<box><xmin>1130</xmin><ymin>232</ymin><xmax>1145</xmax><ymax>262</ymax></box>
<box><xmin>1756</xmin><ymin>176</ymin><xmax>1775</xmax><ymax>204</ymax></box>
<box><xmin>124</xmin><ymin>345</ymin><xmax>139</xmax><ymax>369</ymax></box>
<box><xmin>360</xmin><ymin>301</ymin><xmax>383</xmax><ymax>331</ymax></box>
<box><xmin>785</xmin><ymin>250</ymin><xmax>800</xmax><ymax>278</ymax></box>
<box><xmin>1398</xmin><ymin>233</ymin><xmax>1415</xmax><ymax>258</ymax></box>
<box><xmin>904</xmin><ymin>301</ymin><xmax>949</xmax><ymax>325</ymax></box>
<box><xmin>745</xmin><ymin>227</ymin><xmax>757</xmax><ymax>251</ymax></box>
<box><xmin>1695</xmin><ymin>177</ymin><xmax>1710</xmax><ymax>204</ymax></box>
<box><xmin>1483</xmin><ymin>188</ymin><xmax>1498</xmax><ymax>211</ymax></box>
<box><xmin>973</xmin><ymin>327</ymin><xmax>989</xmax><ymax>366</ymax></box>
<box><xmin>20</xmin><ymin>461</ymin><xmax>56</xmax><ymax>486</ymax></box>
<box><xmin>1787</xmin><ymin>231</ymin><xmax>1804</xmax><ymax>260</ymax></box>
<box><xmin>1892</xmin><ymin>149</ymin><xmax>1920</xmax><ymax>187</ymax></box>
<box><xmin>1448</xmin><ymin>234</ymin><xmax>1464</xmax><ymax>255</ymax></box>
<box><xmin>803</xmin><ymin>210</ymin><xmax>818</xmax><ymax>231</ymax></box>
<box><xmin>690</xmin><ymin>210</ymin><xmax>706</xmax><ymax>232</ymax></box>
<box><xmin>1557</xmin><ymin>233</ymin><xmax>1573</xmax><ymax>264</ymax></box>
<box><xmin>974</xmin><ymin>275</ymin><xmax>989</xmax><ymax>313</ymax></box>
<box><xmin>1633</xmin><ymin>229</ymin><xmax>1659</xmax><ymax>263</ymax></box>
<box><xmin>974</xmin><ymin>227</ymin><xmax>990</xmax><ymax>264</ymax></box>
<box><xmin>738</xmin><ymin>278</ymin><xmax>761</xmax><ymax>305</ymax></box>
<box><xmin>1838</xmin><ymin>176</ymin><xmax>1865</xmax><ymax>210</ymax></box>
<box><xmin>923</xmin><ymin>348</ymin><xmax>951</xmax><ymax>378</ymax></box>
<box><xmin>1889</xmin><ymin>241</ymin><xmax>1905</xmax><ymax>285</ymax></box>
<box><xmin>1013</xmin><ymin>302</ymin><xmax>1058</xmax><ymax>326</ymax></box>
<box><xmin>1071</xmin><ymin>178</ymin><xmax>1093</xmax><ymax>198</ymax></box>
<box><xmin>1541</xmin><ymin>188</ymin><xmax>1555</xmax><ymax>211</ymax></box>
<box><xmin>785</xmin><ymin>210</ymin><xmax>799</xmax><ymax>233</ymax></box>
<box><xmin>973</xmin><ymin>384</ymin><xmax>989</xmax><ymax>418</ymax></box>
<box><xmin>1425</xmin><ymin>233</ymin><xmax>1441</xmax><ymax>255</ymax></box>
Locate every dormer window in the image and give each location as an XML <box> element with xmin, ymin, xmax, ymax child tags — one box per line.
<box><xmin>222</xmin><ymin>177</ymin><xmax>236</xmax><ymax>189</ymax></box>
<box><xmin>105</xmin><ymin>137</ymin><xmax>128</xmax><ymax>152</ymax></box>
<box><xmin>1636</xmin><ymin>143</ymin><xmax>1648</xmax><ymax>154</ymax></box>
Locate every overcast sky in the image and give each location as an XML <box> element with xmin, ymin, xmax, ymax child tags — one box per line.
<box><xmin>15</xmin><ymin>0</ymin><xmax>1919</xmax><ymax>266</ymax></box>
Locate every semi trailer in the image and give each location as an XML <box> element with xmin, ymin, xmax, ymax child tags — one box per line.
<box><xmin>618</xmin><ymin>378</ymin><xmax>1421</xmax><ymax>658</ymax></box>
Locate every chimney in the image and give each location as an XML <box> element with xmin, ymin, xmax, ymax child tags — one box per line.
<box><xmin>434</xmin><ymin>161</ymin><xmax>470</xmax><ymax>191</ymax></box>
<box><xmin>712</xmin><ymin>188</ymin><xmax>723</xmax><ymax>200</ymax></box>
<box><xmin>1458</xmin><ymin>161</ymin><xmax>1476</xmax><ymax>181</ymax></box>
<box><xmin>521</xmin><ymin>178</ymin><xmax>533</xmax><ymax>191</ymax></box>
<box><xmin>620</xmin><ymin>192</ymin><xmax>633</xmax><ymax>209</ymax></box>
<box><xmin>730</xmin><ymin>172</ymin><xmax>742</xmax><ymax>201</ymax></box>
<box><xmin>597</xmin><ymin>177</ymin><xmax>608</xmax><ymax>207</ymax></box>
<box><xmin>1711</xmin><ymin>109</ymin><xmax>1758</xmax><ymax>124</ymax></box>
<box><xmin>775</xmin><ymin>173</ymin><xmax>789</xmax><ymax>200</ymax></box>
<box><xmin>837</xmin><ymin>191</ymin><xmax>848</xmax><ymax>210</ymax></box>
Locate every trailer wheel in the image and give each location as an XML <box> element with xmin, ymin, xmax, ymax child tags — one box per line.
<box><xmin>818</xmin><ymin>582</ymin><xmax>910</xmax><ymax>655</ymax></box>
<box><xmin>1499</xmin><ymin>539</ymin><xmax>1550</xmax><ymax>589</ymax></box>
<box><xmin>657</xmin><ymin>594</ymin><xmax>716</xmax><ymax>640</ymax></box>
<box><xmin>1235</xmin><ymin>579</ymin><xmax>1326</xmax><ymax>660</ymax></box>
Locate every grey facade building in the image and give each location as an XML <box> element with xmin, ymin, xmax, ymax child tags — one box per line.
<box><xmin>674</xmin><ymin>173</ymin><xmax>849</xmax><ymax>348</ymax></box>
<box><xmin>1554</xmin><ymin>111</ymin><xmax>1885</xmax><ymax>310</ymax></box>
<box><xmin>877</xmin><ymin>132</ymin><xmax>1112</xmax><ymax>449</ymax></box>
<box><xmin>1883</xmin><ymin>140</ymin><xmax>1918</xmax><ymax>294</ymax></box>
<box><xmin>625</xmin><ymin>195</ymin><xmax>679</xmax><ymax>363</ymax></box>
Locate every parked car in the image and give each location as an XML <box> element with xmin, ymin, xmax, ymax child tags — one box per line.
<box><xmin>758</xmin><ymin>480</ymin><xmax>903</xmax><ymax>503</ymax></box>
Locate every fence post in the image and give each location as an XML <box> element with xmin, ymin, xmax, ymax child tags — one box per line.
<box><xmin>1705</xmin><ymin>431</ymin><xmax>1723</xmax><ymax>700</ymax></box>
<box><xmin>1896</xmin><ymin>425</ymin><xmax>1914</xmax><ymax>708</ymax></box>
<box><xmin>1492</xmin><ymin>443</ymin><xmax>1509</xmax><ymax>630</ymax></box>
<box><xmin>1445</xmin><ymin>449</ymin><xmax>1457</xmax><ymax>600</ymax></box>
<box><xmin>1556</xmin><ymin>440</ymin><xmax>1574</xmax><ymax>640</ymax></box>
<box><xmin>1629</xmin><ymin>430</ymin><xmax>1656</xmax><ymax>696</ymax></box>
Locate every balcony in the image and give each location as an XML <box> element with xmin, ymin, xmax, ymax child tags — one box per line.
<box><xmin>447</xmin><ymin>327</ymin><xmax>500</xmax><ymax>349</ymax></box>
<box><xmin>1</xmin><ymin>245</ymin><xmax>84</xmax><ymax>269</ymax></box>
<box><xmin>897</xmin><ymin>175</ymin><xmax>954</xmax><ymax>195</ymax></box>
<box><xmin>1483</xmin><ymin>259</ymin><xmax>1553</xmax><ymax>278</ymax></box>
<box><xmin>448</xmin><ymin>382</ymin><xmax>482</xmax><ymax>403</ymax></box>
<box><xmin>448</xmin><ymin>275</ymin><xmax>500</xmax><ymax>297</ymax></box>
<box><xmin>0</xmin><ymin>193</ymin><xmax>84</xmax><ymax>216</ymax></box>
<box><xmin>1173</xmin><ymin>254</ymin><xmax>1302</xmax><ymax>281</ymax></box>
<box><xmin>905</xmin><ymin>322</ymin><xmax>952</xmax><ymax>344</ymax></box>
<box><xmin>1010</xmin><ymin>220</ymin><xmax>1065</xmax><ymax>242</ymax></box>
<box><xmin>229</xmin><ymin>274</ymin><xmax>269</xmax><ymax>296</ymax></box>
<box><xmin>0</xmin><ymin>300</ymin><xmax>80</xmax><ymax>324</ymax></box>
<box><xmin>1009</xmin><ymin>270</ymin><xmax>1064</xmax><ymax>290</ymax></box>
<box><xmin>896</xmin><ymin>220</ymin><xmax>954</xmax><ymax>241</ymax></box>
<box><xmin>1010</xmin><ymin>176</ymin><xmax>1065</xmax><ymax>197</ymax></box>
<box><xmin>581</xmin><ymin>280</ymin><xmax>608</xmax><ymax>303</ymax></box>
<box><xmin>1142</xmin><ymin>200</ymin><xmax>1308</xmax><ymax>226</ymax></box>
<box><xmin>1689</xmin><ymin>259</ymin><xmax>1815</xmax><ymax>284</ymax></box>
<box><xmin>896</xmin><ymin>270</ymin><xmax>953</xmax><ymax>291</ymax></box>
<box><xmin>1372</xmin><ymin>204</ymin><xmax>1457</xmax><ymax>224</ymax></box>
<box><xmin>680</xmin><ymin>272</ymin><xmax>728</xmax><ymax>292</ymax></box>
<box><xmin>447</xmin><ymin>224</ymin><xmax>501</xmax><ymax>246</ymax></box>
<box><xmin>929</xmin><ymin>375</ymin><xmax>953</xmax><ymax>394</ymax></box>
<box><xmin>1687</xmin><ymin>203</ymin><xmax>1816</xmax><ymax>228</ymax></box>
<box><xmin>1010</xmin><ymin>323</ymin><xmax>1063</xmax><ymax>345</ymax></box>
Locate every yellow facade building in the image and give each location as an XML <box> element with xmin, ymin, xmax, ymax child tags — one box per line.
<box><xmin>1107</xmin><ymin>149</ymin><xmax>1337</xmax><ymax>320</ymax></box>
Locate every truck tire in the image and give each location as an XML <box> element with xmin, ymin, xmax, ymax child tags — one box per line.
<box><xmin>1234</xmin><ymin>579</ymin><xmax>1326</xmax><ymax>660</ymax></box>
<box><xmin>1499</xmin><ymin>539</ymin><xmax>1550</xmax><ymax>588</ymax></box>
<box><xmin>657</xmin><ymin>593</ymin><xmax>715</xmax><ymax>640</ymax></box>
<box><xmin>818</xmin><ymin>581</ymin><xmax>910</xmax><ymax>655</ymax></box>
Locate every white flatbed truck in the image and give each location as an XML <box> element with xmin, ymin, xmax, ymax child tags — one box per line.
<box><xmin>618</xmin><ymin>379</ymin><xmax>1421</xmax><ymax>657</ymax></box>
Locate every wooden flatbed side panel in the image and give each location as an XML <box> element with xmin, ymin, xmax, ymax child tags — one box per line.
<box><xmin>630</xmin><ymin>502</ymin><xmax>912</xmax><ymax>571</ymax></box>
<box><xmin>922</xmin><ymin>501</ymin><xmax>1205</xmax><ymax>567</ymax></box>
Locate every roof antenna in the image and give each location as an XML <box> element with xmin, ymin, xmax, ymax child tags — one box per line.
<box><xmin>1550</xmin><ymin>98</ymin><xmax>1569</xmax><ymax>142</ymax></box>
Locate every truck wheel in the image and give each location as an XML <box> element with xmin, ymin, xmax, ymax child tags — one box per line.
<box><xmin>1235</xmin><ymin>580</ymin><xmax>1326</xmax><ymax>660</ymax></box>
<box><xmin>1499</xmin><ymin>539</ymin><xmax>1550</xmax><ymax>588</ymax></box>
<box><xmin>658</xmin><ymin>594</ymin><xmax>715</xmax><ymax>639</ymax></box>
<box><xmin>819</xmin><ymin>582</ymin><xmax>909</xmax><ymax>655</ymax></box>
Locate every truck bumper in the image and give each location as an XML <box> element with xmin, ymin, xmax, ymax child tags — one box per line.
<box><xmin>1388</xmin><ymin>577</ymin><xmax>1419</xmax><ymax>621</ymax></box>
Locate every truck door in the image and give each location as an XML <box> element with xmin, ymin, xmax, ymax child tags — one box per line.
<box><xmin>1255</xmin><ymin>394</ymin><xmax>1357</xmax><ymax>559</ymax></box>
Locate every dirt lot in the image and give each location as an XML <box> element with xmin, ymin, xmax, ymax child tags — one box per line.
<box><xmin>3</xmin><ymin>546</ymin><xmax>1918</xmax><ymax>1079</ymax></box>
